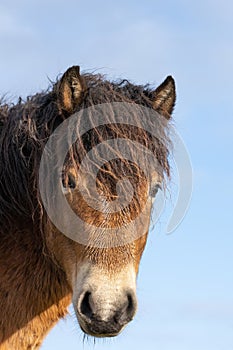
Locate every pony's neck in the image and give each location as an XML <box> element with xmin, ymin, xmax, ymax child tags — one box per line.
<box><xmin>0</xmin><ymin>227</ymin><xmax>71</xmax><ymax>349</ymax></box>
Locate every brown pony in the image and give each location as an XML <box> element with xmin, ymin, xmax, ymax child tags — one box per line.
<box><xmin>0</xmin><ymin>66</ymin><xmax>176</xmax><ymax>349</ymax></box>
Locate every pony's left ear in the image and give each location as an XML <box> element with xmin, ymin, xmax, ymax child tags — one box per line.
<box><xmin>153</xmin><ymin>76</ymin><xmax>176</xmax><ymax>119</ymax></box>
<box><xmin>57</xmin><ymin>66</ymin><xmax>86</xmax><ymax>113</ymax></box>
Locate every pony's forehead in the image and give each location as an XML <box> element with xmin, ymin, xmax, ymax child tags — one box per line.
<box><xmin>77</xmin><ymin>73</ymin><xmax>155</xmax><ymax>107</ymax></box>
<box><xmin>64</xmin><ymin>163</ymin><xmax>163</xmax><ymax>183</ymax></box>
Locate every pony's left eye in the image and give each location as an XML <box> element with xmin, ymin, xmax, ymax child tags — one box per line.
<box><xmin>62</xmin><ymin>173</ymin><xmax>76</xmax><ymax>190</ymax></box>
<box><xmin>149</xmin><ymin>184</ymin><xmax>162</xmax><ymax>198</ymax></box>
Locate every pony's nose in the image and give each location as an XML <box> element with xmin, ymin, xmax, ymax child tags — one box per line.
<box><xmin>78</xmin><ymin>290</ymin><xmax>137</xmax><ymax>336</ymax></box>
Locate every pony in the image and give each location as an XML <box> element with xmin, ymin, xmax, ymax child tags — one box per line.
<box><xmin>0</xmin><ymin>66</ymin><xmax>176</xmax><ymax>349</ymax></box>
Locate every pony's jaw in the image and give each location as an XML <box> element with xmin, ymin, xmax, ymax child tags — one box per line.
<box><xmin>72</xmin><ymin>261</ymin><xmax>137</xmax><ymax>337</ymax></box>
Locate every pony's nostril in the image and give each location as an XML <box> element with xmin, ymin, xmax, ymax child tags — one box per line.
<box><xmin>127</xmin><ymin>293</ymin><xmax>134</xmax><ymax>315</ymax></box>
<box><xmin>125</xmin><ymin>292</ymin><xmax>137</xmax><ymax>320</ymax></box>
<box><xmin>114</xmin><ymin>292</ymin><xmax>137</xmax><ymax>325</ymax></box>
<box><xmin>80</xmin><ymin>292</ymin><xmax>93</xmax><ymax>319</ymax></box>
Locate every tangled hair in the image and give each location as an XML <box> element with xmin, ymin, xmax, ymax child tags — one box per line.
<box><xmin>0</xmin><ymin>71</ymin><xmax>173</xmax><ymax>234</ymax></box>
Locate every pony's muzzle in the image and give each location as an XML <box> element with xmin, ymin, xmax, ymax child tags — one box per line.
<box><xmin>76</xmin><ymin>289</ymin><xmax>137</xmax><ymax>337</ymax></box>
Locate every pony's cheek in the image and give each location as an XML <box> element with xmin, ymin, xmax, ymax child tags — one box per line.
<box><xmin>45</xmin><ymin>225</ymin><xmax>85</xmax><ymax>283</ymax></box>
<box><xmin>133</xmin><ymin>233</ymin><xmax>149</xmax><ymax>274</ymax></box>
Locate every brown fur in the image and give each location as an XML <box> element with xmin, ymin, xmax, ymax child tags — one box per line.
<box><xmin>0</xmin><ymin>66</ymin><xmax>175</xmax><ymax>349</ymax></box>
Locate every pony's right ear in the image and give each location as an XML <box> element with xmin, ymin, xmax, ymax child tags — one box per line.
<box><xmin>57</xmin><ymin>66</ymin><xmax>86</xmax><ymax>113</ymax></box>
<box><xmin>153</xmin><ymin>76</ymin><xmax>176</xmax><ymax>120</ymax></box>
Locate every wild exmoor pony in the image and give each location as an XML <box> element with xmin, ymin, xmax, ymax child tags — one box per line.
<box><xmin>0</xmin><ymin>66</ymin><xmax>175</xmax><ymax>349</ymax></box>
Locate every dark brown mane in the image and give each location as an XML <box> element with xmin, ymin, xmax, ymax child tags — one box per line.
<box><xmin>0</xmin><ymin>73</ymin><xmax>171</xmax><ymax>233</ymax></box>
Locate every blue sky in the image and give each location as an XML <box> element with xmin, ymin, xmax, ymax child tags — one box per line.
<box><xmin>1</xmin><ymin>1</ymin><xmax>233</xmax><ymax>349</ymax></box>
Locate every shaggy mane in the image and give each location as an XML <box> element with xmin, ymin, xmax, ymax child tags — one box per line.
<box><xmin>0</xmin><ymin>73</ymin><xmax>171</xmax><ymax>233</ymax></box>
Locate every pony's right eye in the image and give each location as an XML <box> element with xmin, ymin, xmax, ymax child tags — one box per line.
<box><xmin>62</xmin><ymin>173</ymin><xmax>76</xmax><ymax>190</ymax></box>
<box><xmin>149</xmin><ymin>183</ymin><xmax>162</xmax><ymax>198</ymax></box>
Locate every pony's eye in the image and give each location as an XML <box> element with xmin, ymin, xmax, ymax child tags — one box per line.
<box><xmin>150</xmin><ymin>184</ymin><xmax>162</xmax><ymax>198</ymax></box>
<box><xmin>62</xmin><ymin>173</ymin><xmax>76</xmax><ymax>190</ymax></box>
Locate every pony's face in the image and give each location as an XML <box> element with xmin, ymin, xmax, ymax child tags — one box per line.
<box><xmin>45</xmin><ymin>66</ymin><xmax>176</xmax><ymax>337</ymax></box>
<box><xmin>67</xmin><ymin>167</ymin><xmax>162</xmax><ymax>335</ymax></box>
<box><xmin>48</xmin><ymin>166</ymin><xmax>161</xmax><ymax>337</ymax></box>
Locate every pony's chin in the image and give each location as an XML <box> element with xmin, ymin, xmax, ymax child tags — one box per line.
<box><xmin>81</xmin><ymin>328</ymin><xmax>119</xmax><ymax>338</ymax></box>
<box><xmin>79</xmin><ymin>321</ymin><xmax>124</xmax><ymax>338</ymax></box>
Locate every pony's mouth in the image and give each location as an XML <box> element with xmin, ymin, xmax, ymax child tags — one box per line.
<box><xmin>78</xmin><ymin>318</ymin><xmax>124</xmax><ymax>338</ymax></box>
